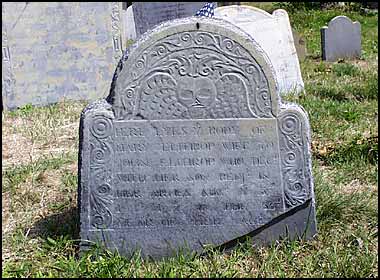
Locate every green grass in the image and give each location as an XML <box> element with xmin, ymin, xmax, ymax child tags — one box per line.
<box><xmin>3</xmin><ymin>153</ymin><xmax>76</xmax><ymax>192</ymax></box>
<box><xmin>272</xmin><ymin>3</ymin><xmax>379</xmax><ymax>59</ymax></box>
<box><xmin>2</xmin><ymin>3</ymin><xmax>378</xmax><ymax>278</ymax></box>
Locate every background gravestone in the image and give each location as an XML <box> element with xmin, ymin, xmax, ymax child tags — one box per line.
<box><xmin>132</xmin><ymin>2</ymin><xmax>216</xmax><ymax>39</ymax></box>
<box><xmin>292</xmin><ymin>28</ymin><xmax>307</xmax><ymax>62</ymax></box>
<box><xmin>214</xmin><ymin>5</ymin><xmax>304</xmax><ymax>95</ymax></box>
<box><xmin>321</xmin><ymin>16</ymin><xmax>361</xmax><ymax>62</ymax></box>
<box><xmin>78</xmin><ymin>17</ymin><xmax>317</xmax><ymax>259</ymax></box>
<box><xmin>363</xmin><ymin>2</ymin><xmax>378</xmax><ymax>9</ymax></box>
<box><xmin>2</xmin><ymin>2</ymin><xmax>124</xmax><ymax>110</ymax></box>
<box><xmin>124</xmin><ymin>4</ymin><xmax>137</xmax><ymax>41</ymax></box>
<box><xmin>219</xmin><ymin>2</ymin><xmax>241</xmax><ymax>6</ymax></box>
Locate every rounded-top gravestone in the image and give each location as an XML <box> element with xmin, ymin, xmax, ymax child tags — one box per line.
<box><xmin>321</xmin><ymin>15</ymin><xmax>361</xmax><ymax>62</ymax></box>
<box><xmin>213</xmin><ymin>5</ymin><xmax>305</xmax><ymax>95</ymax></box>
<box><xmin>78</xmin><ymin>16</ymin><xmax>317</xmax><ymax>259</ymax></box>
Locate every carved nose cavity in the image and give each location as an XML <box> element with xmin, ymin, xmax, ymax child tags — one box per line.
<box><xmin>192</xmin><ymin>97</ymin><xmax>204</xmax><ymax>108</ymax></box>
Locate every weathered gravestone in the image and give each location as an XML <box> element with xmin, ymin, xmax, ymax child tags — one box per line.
<box><xmin>2</xmin><ymin>2</ymin><xmax>124</xmax><ymax>110</ymax></box>
<box><xmin>132</xmin><ymin>2</ymin><xmax>217</xmax><ymax>39</ymax></box>
<box><xmin>214</xmin><ymin>5</ymin><xmax>304</xmax><ymax>95</ymax></box>
<box><xmin>78</xmin><ymin>17</ymin><xmax>317</xmax><ymax>259</ymax></box>
<box><xmin>124</xmin><ymin>4</ymin><xmax>137</xmax><ymax>41</ymax></box>
<box><xmin>321</xmin><ymin>16</ymin><xmax>361</xmax><ymax>62</ymax></box>
<box><xmin>292</xmin><ymin>28</ymin><xmax>307</xmax><ymax>62</ymax></box>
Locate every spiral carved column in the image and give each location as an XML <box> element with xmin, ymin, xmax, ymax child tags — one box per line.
<box><xmin>89</xmin><ymin>115</ymin><xmax>114</xmax><ymax>229</ymax></box>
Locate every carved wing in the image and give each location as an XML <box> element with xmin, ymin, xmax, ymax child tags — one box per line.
<box><xmin>212</xmin><ymin>73</ymin><xmax>253</xmax><ymax>118</ymax></box>
<box><xmin>136</xmin><ymin>73</ymin><xmax>187</xmax><ymax>120</ymax></box>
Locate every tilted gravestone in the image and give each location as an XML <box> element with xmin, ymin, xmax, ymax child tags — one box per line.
<box><xmin>2</xmin><ymin>2</ymin><xmax>124</xmax><ymax>110</ymax></box>
<box><xmin>214</xmin><ymin>5</ymin><xmax>304</xmax><ymax>95</ymax></box>
<box><xmin>321</xmin><ymin>16</ymin><xmax>361</xmax><ymax>62</ymax></box>
<box><xmin>78</xmin><ymin>17</ymin><xmax>317</xmax><ymax>259</ymax></box>
<box><xmin>132</xmin><ymin>2</ymin><xmax>216</xmax><ymax>39</ymax></box>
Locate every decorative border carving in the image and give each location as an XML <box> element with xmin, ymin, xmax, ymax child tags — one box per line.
<box><xmin>2</xmin><ymin>4</ymin><xmax>15</xmax><ymax>109</ymax></box>
<box><xmin>89</xmin><ymin>114</ymin><xmax>114</xmax><ymax>229</ymax></box>
<box><xmin>278</xmin><ymin>111</ymin><xmax>309</xmax><ymax>208</ymax></box>
<box><xmin>111</xmin><ymin>2</ymin><xmax>123</xmax><ymax>61</ymax></box>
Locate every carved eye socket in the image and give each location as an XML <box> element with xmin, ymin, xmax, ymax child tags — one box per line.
<box><xmin>126</xmin><ymin>89</ymin><xmax>133</xmax><ymax>98</ymax></box>
<box><xmin>197</xmin><ymin>88</ymin><xmax>213</xmax><ymax>100</ymax></box>
<box><xmin>179</xmin><ymin>90</ymin><xmax>194</xmax><ymax>100</ymax></box>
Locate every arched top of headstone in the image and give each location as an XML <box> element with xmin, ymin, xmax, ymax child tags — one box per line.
<box><xmin>324</xmin><ymin>15</ymin><xmax>361</xmax><ymax>30</ymax></box>
<box><xmin>215</xmin><ymin>5</ymin><xmax>289</xmax><ymax>21</ymax></box>
<box><xmin>106</xmin><ymin>16</ymin><xmax>281</xmax><ymax>120</ymax></box>
<box><xmin>213</xmin><ymin>5</ymin><xmax>304</xmax><ymax>95</ymax></box>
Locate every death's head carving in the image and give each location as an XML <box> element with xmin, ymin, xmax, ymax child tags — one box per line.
<box><xmin>177</xmin><ymin>77</ymin><xmax>217</xmax><ymax>118</ymax></box>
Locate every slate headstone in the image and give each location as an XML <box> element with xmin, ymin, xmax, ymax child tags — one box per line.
<box><xmin>364</xmin><ymin>2</ymin><xmax>378</xmax><ymax>9</ymax></box>
<box><xmin>214</xmin><ymin>5</ymin><xmax>304</xmax><ymax>95</ymax></box>
<box><xmin>219</xmin><ymin>2</ymin><xmax>241</xmax><ymax>6</ymax></box>
<box><xmin>292</xmin><ymin>28</ymin><xmax>307</xmax><ymax>62</ymax></box>
<box><xmin>2</xmin><ymin>2</ymin><xmax>124</xmax><ymax>110</ymax></box>
<box><xmin>78</xmin><ymin>17</ymin><xmax>317</xmax><ymax>259</ymax></box>
<box><xmin>321</xmin><ymin>16</ymin><xmax>361</xmax><ymax>62</ymax></box>
<box><xmin>132</xmin><ymin>2</ymin><xmax>216</xmax><ymax>38</ymax></box>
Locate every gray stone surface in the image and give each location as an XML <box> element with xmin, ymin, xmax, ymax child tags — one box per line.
<box><xmin>78</xmin><ymin>17</ymin><xmax>317</xmax><ymax>259</ymax></box>
<box><xmin>321</xmin><ymin>16</ymin><xmax>361</xmax><ymax>62</ymax></box>
<box><xmin>2</xmin><ymin>2</ymin><xmax>124</xmax><ymax>110</ymax></box>
<box><xmin>132</xmin><ymin>2</ymin><xmax>216</xmax><ymax>38</ymax></box>
<box><xmin>292</xmin><ymin>29</ymin><xmax>307</xmax><ymax>62</ymax></box>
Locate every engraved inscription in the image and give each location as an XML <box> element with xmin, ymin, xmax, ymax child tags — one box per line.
<box><xmin>107</xmin><ymin>119</ymin><xmax>284</xmax><ymax>230</ymax></box>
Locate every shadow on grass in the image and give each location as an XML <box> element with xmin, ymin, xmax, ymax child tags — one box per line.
<box><xmin>28</xmin><ymin>207</ymin><xmax>79</xmax><ymax>240</ymax></box>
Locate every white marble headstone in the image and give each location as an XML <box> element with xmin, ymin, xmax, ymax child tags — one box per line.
<box><xmin>124</xmin><ymin>5</ymin><xmax>137</xmax><ymax>41</ymax></box>
<box><xmin>214</xmin><ymin>5</ymin><xmax>305</xmax><ymax>95</ymax></box>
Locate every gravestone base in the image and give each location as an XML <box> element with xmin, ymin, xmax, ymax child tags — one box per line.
<box><xmin>79</xmin><ymin>196</ymin><xmax>316</xmax><ymax>259</ymax></box>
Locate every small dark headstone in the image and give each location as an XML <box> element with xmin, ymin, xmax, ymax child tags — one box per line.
<box><xmin>321</xmin><ymin>16</ymin><xmax>361</xmax><ymax>62</ymax></box>
<box><xmin>292</xmin><ymin>29</ymin><xmax>307</xmax><ymax>62</ymax></box>
<box><xmin>364</xmin><ymin>2</ymin><xmax>378</xmax><ymax>9</ymax></box>
<box><xmin>78</xmin><ymin>17</ymin><xmax>317</xmax><ymax>259</ymax></box>
<box><xmin>219</xmin><ymin>2</ymin><xmax>241</xmax><ymax>6</ymax></box>
<box><xmin>132</xmin><ymin>2</ymin><xmax>216</xmax><ymax>38</ymax></box>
